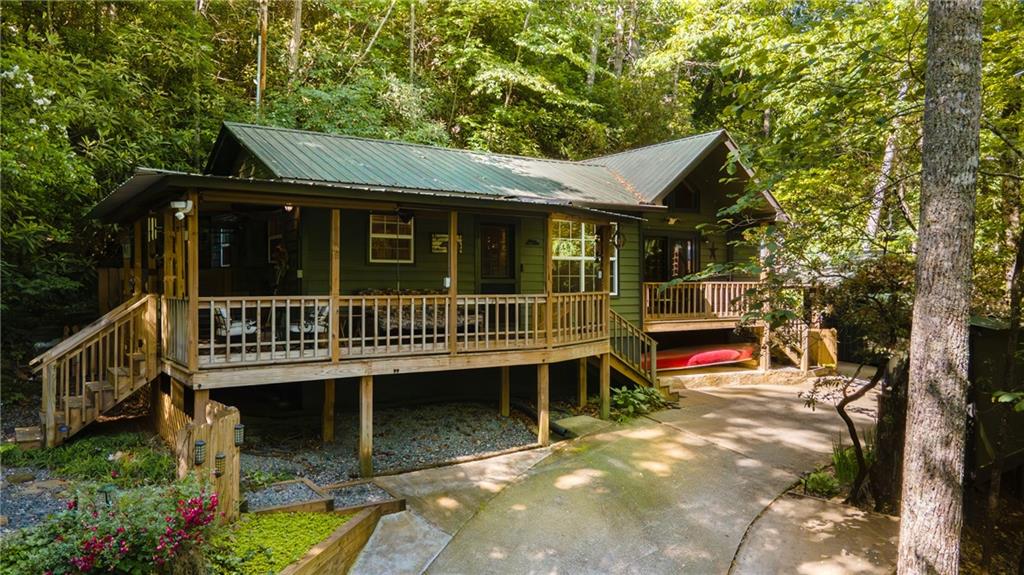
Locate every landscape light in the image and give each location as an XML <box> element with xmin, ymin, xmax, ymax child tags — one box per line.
<box><xmin>194</xmin><ymin>440</ymin><xmax>206</xmax><ymax>466</ymax></box>
<box><xmin>215</xmin><ymin>452</ymin><xmax>226</xmax><ymax>477</ymax></box>
<box><xmin>234</xmin><ymin>424</ymin><xmax>245</xmax><ymax>446</ymax></box>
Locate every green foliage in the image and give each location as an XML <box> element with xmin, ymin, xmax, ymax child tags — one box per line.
<box><xmin>610</xmin><ymin>386</ymin><xmax>673</xmax><ymax>421</ymax></box>
<box><xmin>0</xmin><ymin>432</ymin><xmax>174</xmax><ymax>488</ymax></box>
<box><xmin>0</xmin><ymin>477</ymin><xmax>219</xmax><ymax>575</ymax></box>
<box><xmin>801</xmin><ymin>470</ymin><xmax>840</xmax><ymax>498</ymax></box>
<box><xmin>831</xmin><ymin>432</ymin><xmax>875</xmax><ymax>486</ymax></box>
<box><xmin>241</xmin><ymin>470</ymin><xmax>296</xmax><ymax>494</ymax></box>
<box><xmin>993</xmin><ymin>391</ymin><xmax>1024</xmax><ymax>413</ymax></box>
<box><xmin>206</xmin><ymin>512</ymin><xmax>351</xmax><ymax>575</ymax></box>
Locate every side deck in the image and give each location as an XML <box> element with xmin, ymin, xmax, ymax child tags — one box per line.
<box><xmin>642</xmin><ymin>281</ymin><xmax>759</xmax><ymax>332</ymax></box>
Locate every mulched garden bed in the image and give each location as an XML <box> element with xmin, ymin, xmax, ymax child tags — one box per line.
<box><xmin>241</xmin><ymin>401</ymin><xmax>537</xmax><ymax>486</ymax></box>
<box><xmin>0</xmin><ymin>467</ymin><xmax>67</xmax><ymax>536</ymax></box>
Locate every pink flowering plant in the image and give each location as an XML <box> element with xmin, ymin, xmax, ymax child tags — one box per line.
<box><xmin>0</xmin><ymin>477</ymin><xmax>221</xmax><ymax>574</ymax></box>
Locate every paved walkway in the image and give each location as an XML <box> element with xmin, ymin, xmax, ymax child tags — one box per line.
<box><xmin>361</xmin><ymin>383</ymin><xmax>890</xmax><ymax>574</ymax></box>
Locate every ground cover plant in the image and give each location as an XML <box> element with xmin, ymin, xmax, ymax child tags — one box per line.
<box><xmin>206</xmin><ymin>512</ymin><xmax>351</xmax><ymax>575</ymax></box>
<box><xmin>609</xmin><ymin>386</ymin><xmax>674</xmax><ymax>421</ymax></box>
<box><xmin>1</xmin><ymin>432</ymin><xmax>174</xmax><ymax>488</ymax></box>
<box><xmin>800</xmin><ymin>470</ymin><xmax>840</xmax><ymax>499</ymax></box>
<box><xmin>0</xmin><ymin>477</ymin><xmax>219</xmax><ymax>574</ymax></box>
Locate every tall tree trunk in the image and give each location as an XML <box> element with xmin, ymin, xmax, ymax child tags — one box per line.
<box><xmin>288</xmin><ymin>0</ymin><xmax>302</xmax><ymax>82</ymax></box>
<box><xmin>611</xmin><ymin>2</ymin><xmax>624</xmax><ymax>77</ymax></box>
<box><xmin>897</xmin><ymin>1</ymin><xmax>982</xmax><ymax>573</ymax></box>
<box><xmin>870</xmin><ymin>353</ymin><xmax>910</xmax><ymax>515</ymax></box>
<box><xmin>257</xmin><ymin>0</ymin><xmax>268</xmax><ymax>111</ymax></box>
<box><xmin>408</xmin><ymin>0</ymin><xmax>415</xmax><ymax>84</ymax></box>
<box><xmin>864</xmin><ymin>80</ymin><xmax>910</xmax><ymax>253</ymax></box>
<box><xmin>587</xmin><ymin>17</ymin><xmax>600</xmax><ymax>89</ymax></box>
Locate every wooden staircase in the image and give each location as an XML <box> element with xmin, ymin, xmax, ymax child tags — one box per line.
<box><xmin>27</xmin><ymin>294</ymin><xmax>159</xmax><ymax>447</ymax></box>
<box><xmin>605</xmin><ymin>310</ymin><xmax>674</xmax><ymax>397</ymax></box>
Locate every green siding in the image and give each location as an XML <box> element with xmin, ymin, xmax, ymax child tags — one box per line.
<box><xmin>610</xmin><ymin>220</ymin><xmax>642</xmax><ymax>325</ymax></box>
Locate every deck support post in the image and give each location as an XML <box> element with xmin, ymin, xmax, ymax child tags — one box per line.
<box><xmin>499</xmin><ymin>366</ymin><xmax>510</xmax><ymax>417</ymax></box>
<box><xmin>537</xmin><ymin>363</ymin><xmax>549</xmax><ymax>446</ymax></box>
<box><xmin>577</xmin><ymin>358</ymin><xmax>588</xmax><ymax>408</ymax></box>
<box><xmin>322</xmin><ymin>379</ymin><xmax>335</xmax><ymax>443</ymax></box>
<box><xmin>330</xmin><ymin>209</ymin><xmax>341</xmax><ymax>362</ymax></box>
<box><xmin>759</xmin><ymin>323</ymin><xmax>771</xmax><ymax>371</ymax></box>
<box><xmin>448</xmin><ymin>211</ymin><xmax>458</xmax><ymax>354</ymax></box>
<box><xmin>163</xmin><ymin>211</ymin><xmax>175</xmax><ymax>296</ymax></box>
<box><xmin>133</xmin><ymin>219</ymin><xmax>143</xmax><ymax>295</ymax></box>
<box><xmin>193</xmin><ymin>389</ymin><xmax>209</xmax><ymax>425</ymax></box>
<box><xmin>545</xmin><ymin>215</ymin><xmax>554</xmax><ymax>347</ymax></box>
<box><xmin>186</xmin><ymin>190</ymin><xmax>199</xmax><ymax>371</ymax></box>
<box><xmin>359</xmin><ymin>375</ymin><xmax>373</xmax><ymax>477</ymax></box>
<box><xmin>599</xmin><ymin>353</ymin><xmax>611</xmax><ymax>420</ymax></box>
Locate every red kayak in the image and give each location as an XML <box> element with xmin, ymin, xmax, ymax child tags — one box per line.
<box><xmin>652</xmin><ymin>343</ymin><xmax>756</xmax><ymax>371</ymax></box>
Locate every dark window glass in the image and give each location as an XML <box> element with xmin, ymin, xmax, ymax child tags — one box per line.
<box><xmin>665</xmin><ymin>180</ymin><xmax>700</xmax><ymax>212</ymax></box>
<box><xmin>480</xmin><ymin>224</ymin><xmax>514</xmax><ymax>279</ymax></box>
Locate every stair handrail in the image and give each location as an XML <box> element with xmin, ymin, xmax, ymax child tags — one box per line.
<box><xmin>30</xmin><ymin>294</ymin><xmax>153</xmax><ymax>369</ymax></box>
<box><xmin>609</xmin><ymin>309</ymin><xmax>658</xmax><ymax>384</ymax></box>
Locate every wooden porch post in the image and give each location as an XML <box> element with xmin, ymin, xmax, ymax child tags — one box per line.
<box><xmin>759</xmin><ymin>324</ymin><xmax>771</xmax><ymax>371</ymax></box>
<box><xmin>448</xmin><ymin>211</ymin><xmax>458</xmax><ymax>354</ymax></box>
<box><xmin>322</xmin><ymin>379</ymin><xmax>335</xmax><ymax>443</ymax></box>
<box><xmin>600</xmin><ymin>352</ymin><xmax>611</xmax><ymax>420</ymax></box>
<box><xmin>133</xmin><ymin>219</ymin><xmax>143</xmax><ymax>295</ymax></box>
<box><xmin>577</xmin><ymin>357</ymin><xmax>588</xmax><ymax>408</ymax></box>
<box><xmin>330</xmin><ymin>209</ymin><xmax>340</xmax><ymax>362</ymax></box>
<box><xmin>163</xmin><ymin>211</ymin><xmax>175</xmax><ymax>296</ymax></box>
<box><xmin>122</xmin><ymin>230</ymin><xmax>132</xmax><ymax>299</ymax></box>
<box><xmin>499</xmin><ymin>366</ymin><xmax>510</xmax><ymax>417</ymax></box>
<box><xmin>193</xmin><ymin>389</ymin><xmax>209</xmax><ymax>425</ymax></box>
<box><xmin>359</xmin><ymin>375</ymin><xmax>373</xmax><ymax>477</ymax></box>
<box><xmin>186</xmin><ymin>190</ymin><xmax>199</xmax><ymax>371</ymax></box>
<box><xmin>545</xmin><ymin>214</ymin><xmax>554</xmax><ymax>347</ymax></box>
<box><xmin>537</xmin><ymin>363</ymin><xmax>549</xmax><ymax>446</ymax></box>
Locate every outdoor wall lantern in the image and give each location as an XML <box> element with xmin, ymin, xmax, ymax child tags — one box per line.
<box><xmin>194</xmin><ymin>440</ymin><xmax>207</xmax><ymax>466</ymax></box>
<box><xmin>234</xmin><ymin>424</ymin><xmax>245</xmax><ymax>446</ymax></box>
<box><xmin>170</xmin><ymin>200</ymin><xmax>193</xmax><ymax>221</ymax></box>
<box><xmin>215</xmin><ymin>452</ymin><xmax>226</xmax><ymax>477</ymax></box>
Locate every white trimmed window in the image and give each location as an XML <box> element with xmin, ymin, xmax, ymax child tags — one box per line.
<box><xmin>552</xmin><ymin>220</ymin><xmax>618</xmax><ymax>295</ymax></box>
<box><xmin>369</xmin><ymin>214</ymin><xmax>414</xmax><ymax>263</ymax></box>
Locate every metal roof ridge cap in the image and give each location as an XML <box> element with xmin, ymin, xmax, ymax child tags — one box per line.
<box><xmin>223</xmin><ymin>121</ymin><xmax>606</xmax><ymax>168</ymax></box>
<box><xmin>579</xmin><ymin>129</ymin><xmax>727</xmax><ymax>164</ymax></box>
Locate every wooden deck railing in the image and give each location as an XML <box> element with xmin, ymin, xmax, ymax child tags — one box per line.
<box><xmin>197</xmin><ymin>297</ymin><xmax>333</xmax><ymax>366</ymax></box>
<box><xmin>609</xmin><ymin>309</ymin><xmax>657</xmax><ymax>383</ymax></box>
<box><xmin>643</xmin><ymin>281</ymin><xmax>759</xmax><ymax>322</ymax></box>
<box><xmin>180</xmin><ymin>292</ymin><xmax>608</xmax><ymax>368</ymax></box>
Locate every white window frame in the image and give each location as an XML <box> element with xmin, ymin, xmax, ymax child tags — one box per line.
<box><xmin>211</xmin><ymin>228</ymin><xmax>233</xmax><ymax>268</ymax></box>
<box><xmin>551</xmin><ymin>220</ymin><xmax>618</xmax><ymax>295</ymax></box>
<box><xmin>369</xmin><ymin>214</ymin><xmax>415</xmax><ymax>264</ymax></box>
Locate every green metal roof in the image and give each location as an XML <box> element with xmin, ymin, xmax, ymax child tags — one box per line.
<box><xmin>212</xmin><ymin>122</ymin><xmax>645</xmax><ymax>208</ymax></box>
<box><xmin>584</xmin><ymin>130</ymin><xmax>728</xmax><ymax>203</ymax></box>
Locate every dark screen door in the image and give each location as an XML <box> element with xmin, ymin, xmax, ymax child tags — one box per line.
<box><xmin>480</xmin><ymin>224</ymin><xmax>515</xmax><ymax>294</ymax></box>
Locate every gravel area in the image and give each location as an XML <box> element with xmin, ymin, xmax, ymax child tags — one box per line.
<box><xmin>330</xmin><ymin>483</ymin><xmax>394</xmax><ymax>509</ymax></box>
<box><xmin>1</xmin><ymin>467</ymin><xmax>66</xmax><ymax>535</ymax></box>
<box><xmin>241</xmin><ymin>402</ymin><xmax>537</xmax><ymax>485</ymax></box>
<box><xmin>245</xmin><ymin>480</ymin><xmax>324</xmax><ymax>511</ymax></box>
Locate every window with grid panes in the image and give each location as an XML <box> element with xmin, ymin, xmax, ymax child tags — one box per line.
<box><xmin>551</xmin><ymin>220</ymin><xmax>617</xmax><ymax>295</ymax></box>
<box><xmin>369</xmin><ymin>214</ymin><xmax>414</xmax><ymax>263</ymax></box>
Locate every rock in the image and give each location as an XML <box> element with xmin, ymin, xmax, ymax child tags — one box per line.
<box><xmin>7</xmin><ymin>471</ymin><xmax>35</xmax><ymax>484</ymax></box>
<box><xmin>0</xmin><ymin>516</ymin><xmax>8</xmax><ymax>526</ymax></box>
<box><xmin>108</xmin><ymin>450</ymin><xmax>125</xmax><ymax>462</ymax></box>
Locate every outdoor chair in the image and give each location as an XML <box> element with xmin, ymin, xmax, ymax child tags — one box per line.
<box><xmin>288</xmin><ymin>304</ymin><xmax>330</xmax><ymax>337</ymax></box>
<box><xmin>213</xmin><ymin>306</ymin><xmax>258</xmax><ymax>339</ymax></box>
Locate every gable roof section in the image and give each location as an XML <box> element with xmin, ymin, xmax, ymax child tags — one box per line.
<box><xmin>582</xmin><ymin>130</ymin><xmax>728</xmax><ymax>203</ymax></box>
<box><xmin>209</xmin><ymin>122</ymin><xmax>646</xmax><ymax>208</ymax></box>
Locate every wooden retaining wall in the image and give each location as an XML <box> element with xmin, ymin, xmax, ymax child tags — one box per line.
<box><xmin>279</xmin><ymin>499</ymin><xmax>405</xmax><ymax>575</ymax></box>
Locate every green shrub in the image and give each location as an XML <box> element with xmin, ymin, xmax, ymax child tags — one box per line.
<box><xmin>830</xmin><ymin>431</ymin><xmax>876</xmax><ymax>486</ymax></box>
<box><xmin>0</xmin><ymin>432</ymin><xmax>173</xmax><ymax>487</ymax></box>
<box><xmin>241</xmin><ymin>470</ymin><xmax>295</xmax><ymax>494</ymax></box>
<box><xmin>610</xmin><ymin>386</ymin><xmax>673</xmax><ymax>421</ymax></box>
<box><xmin>801</xmin><ymin>470</ymin><xmax>840</xmax><ymax>498</ymax></box>
<box><xmin>0</xmin><ymin>477</ymin><xmax>219</xmax><ymax>574</ymax></box>
<box><xmin>207</xmin><ymin>512</ymin><xmax>351</xmax><ymax>575</ymax></box>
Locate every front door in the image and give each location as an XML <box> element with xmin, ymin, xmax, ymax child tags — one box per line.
<box><xmin>479</xmin><ymin>223</ymin><xmax>516</xmax><ymax>294</ymax></box>
<box><xmin>643</xmin><ymin>234</ymin><xmax>699</xmax><ymax>282</ymax></box>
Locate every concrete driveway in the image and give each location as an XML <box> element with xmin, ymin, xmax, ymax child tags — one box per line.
<box><xmin>361</xmin><ymin>383</ymin><xmax>883</xmax><ymax>574</ymax></box>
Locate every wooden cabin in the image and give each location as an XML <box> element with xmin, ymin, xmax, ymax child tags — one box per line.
<box><xmin>29</xmin><ymin>123</ymin><xmax>785</xmax><ymax>473</ymax></box>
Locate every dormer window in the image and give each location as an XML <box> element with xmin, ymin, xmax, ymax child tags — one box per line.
<box><xmin>664</xmin><ymin>179</ymin><xmax>700</xmax><ymax>212</ymax></box>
